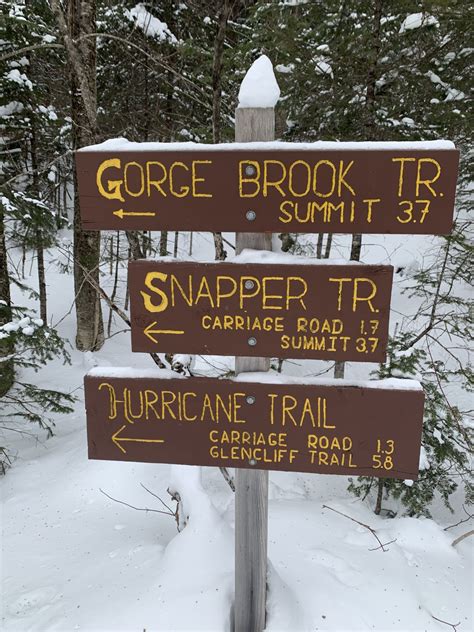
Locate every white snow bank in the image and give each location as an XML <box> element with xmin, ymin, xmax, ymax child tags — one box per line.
<box><xmin>234</xmin><ymin>372</ymin><xmax>423</xmax><ymax>391</ymax></box>
<box><xmin>393</xmin><ymin>517</ymin><xmax>455</xmax><ymax>557</ymax></box>
<box><xmin>88</xmin><ymin>366</ymin><xmax>422</xmax><ymax>392</ymax></box>
<box><xmin>145</xmin><ymin>249</ymin><xmax>366</xmax><ymax>266</ymax></box>
<box><xmin>238</xmin><ymin>54</ymin><xmax>280</xmax><ymax>108</ymax></box>
<box><xmin>399</xmin><ymin>13</ymin><xmax>439</xmax><ymax>34</ymax></box>
<box><xmin>155</xmin><ymin>465</ymin><xmax>234</xmax><ymax>628</ymax></box>
<box><xmin>87</xmin><ymin>366</ymin><xmax>184</xmax><ymax>380</ymax></box>
<box><xmin>126</xmin><ymin>3</ymin><xmax>177</xmax><ymax>43</ymax></box>
<box><xmin>79</xmin><ymin>137</ymin><xmax>456</xmax><ymax>152</ymax></box>
<box><xmin>232</xmin><ymin>248</ymin><xmax>363</xmax><ymax>266</ymax></box>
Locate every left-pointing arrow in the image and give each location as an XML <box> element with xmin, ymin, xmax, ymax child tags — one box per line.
<box><xmin>113</xmin><ymin>209</ymin><xmax>156</xmax><ymax>219</ymax></box>
<box><xmin>112</xmin><ymin>425</ymin><xmax>165</xmax><ymax>454</ymax></box>
<box><xmin>144</xmin><ymin>321</ymin><xmax>185</xmax><ymax>344</ymax></box>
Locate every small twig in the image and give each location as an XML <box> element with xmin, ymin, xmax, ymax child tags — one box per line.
<box><xmin>369</xmin><ymin>538</ymin><xmax>397</xmax><ymax>552</ymax></box>
<box><xmin>322</xmin><ymin>504</ymin><xmax>396</xmax><ymax>552</ymax></box>
<box><xmin>444</xmin><ymin>505</ymin><xmax>473</xmax><ymax>531</ymax></box>
<box><xmin>140</xmin><ymin>483</ymin><xmax>175</xmax><ymax>514</ymax></box>
<box><xmin>451</xmin><ymin>529</ymin><xmax>474</xmax><ymax>548</ymax></box>
<box><xmin>100</xmin><ymin>488</ymin><xmax>174</xmax><ymax>517</ymax></box>
<box><xmin>219</xmin><ymin>467</ymin><xmax>235</xmax><ymax>492</ymax></box>
<box><xmin>431</xmin><ymin>614</ymin><xmax>460</xmax><ymax>631</ymax></box>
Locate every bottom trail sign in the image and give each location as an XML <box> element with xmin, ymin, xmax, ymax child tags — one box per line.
<box><xmin>85</xmin><ymin>369</ymin><xmax>424</xmax><ymax>480</ymax></box>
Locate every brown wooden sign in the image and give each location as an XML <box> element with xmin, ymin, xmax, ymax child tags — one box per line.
<box><xmin>129</xmin><ymin>260</ymin><xmax>393</xmax><ymax>362</ymax></box>
<box><xmin>84</xmin><ymin>370</ymin><xmax>424</xmax><ymax>479</ymax></box>
<box><xmin>76</xmin><ymin>145</ymin><xmax>458</xmax><ymax>234</ymax></box>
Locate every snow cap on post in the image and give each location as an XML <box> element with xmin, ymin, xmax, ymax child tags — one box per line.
<box><xmin>238</xmin><ymin>54</ymin><xmax>280</xmax><ymax>108</ymax></box>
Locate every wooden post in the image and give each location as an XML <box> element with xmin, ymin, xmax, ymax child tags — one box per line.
<box><xmin>234</xmin><ymin>106</ymin><xmax>274</xmax><ymax>632</ymax></box>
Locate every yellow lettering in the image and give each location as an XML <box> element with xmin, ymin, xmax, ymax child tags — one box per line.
<box><xmin>146</xmin><ymin>162</ymin><xmax>167</xmax><ymax>196</ymax></box>
<box><xmin>392</xmin><ymin>157</ymin><xmax>416</xmax><ymax>197</ymax></box>
<box><xmin>416</xmin><ymin>158</ymin><xmax>441</xmax><ymax>196</ymax></box>
<box><xmin>239</xmin><ymin>160</ymin><xmax>261</xmax><ymax>198</ymax></box>
<box><xmin>124</xmin><ymin>162</ymin><xmax>145</xmax><ymax>197</ymax></box>
<box><xmin>140</xmin><ymin>272</ymin><xmax>169</xmax><ymax>313</ymax></box>
<box><xmin>192</xmin><ymin>161</ymin><xmax>212</xmax><ymax>197</ymax></box>
<box><xmin>96</xmin><ymin>158</ymin><xmax>124</xmax><ymax>201</ymax></box>
<box><xmin>169</xmin><ymin>162</ymin><xmax>190</xmax><ymax>198</ymax></box>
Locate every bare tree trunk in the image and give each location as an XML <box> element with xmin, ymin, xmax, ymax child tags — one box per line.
<box><xmin>51</xmin><ymin>0</ymin><xmax>104</xmax><ymax>351</ymax></box>
<box><xmin>188</xmin><ymin>231</ymin><xmax>193</xmax><ymax>256</ymax></box>
<box><xmin>173</xmin><ymin>231</ymin><xmax>179</xmax><ymax>258</ymax></box>
<box><xmin>350</xmin><ymin>233</ymin><xmax>362</xmax><ymax>261</ymax></box>
<box><xmin>316</xmin><ymin>233</ymin><xmax>324</xmax><ymax>258</ymax></box>
<box><xmin>36</xmin><ymin>230</ymin><xmax>47</xmax><ymax>323</ymax></box>
<box><xmin>364</xmin><ymin>0</ymin><xmax>384</xmax><ymax>137</ymax></box>
<box><xmin>350</xmin><ymin>0</ymin><xmax>384</xmax><ymax>269</ymax></box>
<box><xmin>324</xmin><ymin>233</ymin><xmax>333</xmax><ymax>259</ymax></box>
<box><xmin>159</xmin><ymin>231</ymin><xmax>168</xmax><ymax>256</ymax></box>
<box><xmin>213</xmin><ymin>232</ymin><xmax>227</xmax><ymax>261</ymax></box>
<box><xmin>374</xmin><ymin>479</ymin><xmax>384</xmax><ymax>515</ymax></box>
<box><xmin>211</xmin><ymin>1</ymin><xmax>232</xmax><ymax>262</ymax></box>
<box><xmin>0</xmin><ymin>204</ymin><xmax>14</xmax><ymax>397</ymax></box>
<box><xmin>107</xmin><ymin>231</ymin><xmax>120</xmax><ymax>337</ymax></box>
<box><xmin>126</xmin><ymin>231</ymin><xmax>145</xmax><ymax>260</ymax></box>
<box><xmin>27</xmin><ymin>54</ymin><xmax>48</xmax><ymax>325</ymax></box>
<box><xmin>212</xmin><ymin>0</ymin><xmax>232</xmax><ymax>144</ymax></box>
<box><xmin>124</xmin><ymin>246</ymin><xmax>131</xmax><ymax>311</ymax></box>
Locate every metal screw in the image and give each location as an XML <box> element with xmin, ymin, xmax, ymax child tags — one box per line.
<box><xmin>244</xmin><ymin>279</ymin><xmax>255</xmax><ymax>290</ymax></box>
<box><xmin>247</xmin><ymin>337</ymin><xmax>257</xmax><ymax>347</ymax></box>
<box><xmin>245</xmin><ymin>165</ymin><xmax>256</xmax><ymax>176</ymax></box>
<box><xmin>246</xmin><ymin>210</ymin><xmax>257</xmax><ymax>221</ymax></box>
<box><xmin>246</xmin><ymin>395</ymin><xmax>256</xmax><ymax>405</ymax></box>
<box><xmin>249</xmin><ymin>458</ymin><xmax>257</xmax><ymax>466</ymax></box>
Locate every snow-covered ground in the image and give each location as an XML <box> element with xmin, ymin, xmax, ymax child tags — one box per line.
<box><xmin>1</xmin><ymin>230</ymin><xmax>472</xmax><ymax>631</ymax></box>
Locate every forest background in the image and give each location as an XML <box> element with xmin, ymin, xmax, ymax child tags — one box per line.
<box><xmin>1</xmin><ymin>0</ymin><xmax>472</xmax><ymax>520</ymax></box>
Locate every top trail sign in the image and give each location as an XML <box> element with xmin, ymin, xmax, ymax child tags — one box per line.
<box><xmin>76</xmin><ymin>140</ymin><xmax>458</xmax><ymax>235</ymax></box>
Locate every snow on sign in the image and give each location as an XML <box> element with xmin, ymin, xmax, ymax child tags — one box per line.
<box><xmin>76</xmin><ymin>140</ymin><xmax>458</xmax><ymax>234</ymax></box>
<box><xmin>128</xmin><ymin>259</ymin><xmax>393</xmax><ymax>361</ymax></box>
<box><xmin>84</xmin><ymin>371</ymin><xmax>424</xmax><ymax>479</ymax></box>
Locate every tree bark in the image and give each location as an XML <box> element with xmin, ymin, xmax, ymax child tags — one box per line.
<box><xmin>126</xmin><ymin>231</ymin><xmax>145</xmax><ymax>260</ymax></box>
<box><xmin>374</xmin><ymin>479</ymin><xmax>384</xmax><ymax>515</ymax></box>
<box><xmin>173</xmin><ymin>231</ymin><xmax>179</xmax><ymax>258</ymax></box>
<box><xmin>0</xmin><ymin>204</ymin><xmax>14</xmax><ymax>397</ymax></box>
<box><xmin>324</xmin><ymin>233</ymin><xmax>333</xmax><ymax>259</ymax></box>
<box><xmin>56</xmin><ymin>0</ymin><xmax>104</xmax><ymax>351</ymax></box>
<box><xmin>211</xmin><ymin>1</ymin><xmax>232</xmax><ymax>262</ymax></box>
<box><xmin>159</xmin><ymin>231</ymin><xmax>168</xmax><ymax>256</ymax></box>
<box><xmin>350</xmin><ymin>233</ymin><xmax>362</xmax><ymax>261</ymax></box>
<box><xmin>350</xmin><ymin>0</ymin><xmax>384</xmax><ymax>274</ymax></box>
<box><xmin>24</xmin><ymin>14</ymin><xmax>48</xmax><ymax>325</ymax></box>
<box><xmin>35</xmin><ymin>229</ymin><xmax>47</xmax><ymax>323</ymax></box>
<box><xmin>29</xmin><ymin>119</ymin><xmax>47</xmax><ymax>324</ymax></box>
<box><xmin>213</xmin><ymin>232</ymin><xmax>227</xmax><ymax>261</ymax></box>
<box><xmin>212</xmin><ymin>0</ymin><xmax>232</xmax><ymax>144</ymax></box>
<box><xmin>316</xmin><ymin>233</ymin><xmax>324</xmax><ymax>258</ymax></box>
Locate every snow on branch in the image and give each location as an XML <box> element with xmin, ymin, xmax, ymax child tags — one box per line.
<box><xmin>126</xmin><ymin>4</ymin><xmax>177</xmax><ymax>44</ymax></box>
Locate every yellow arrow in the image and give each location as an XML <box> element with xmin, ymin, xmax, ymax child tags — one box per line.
<box><xmin>112</xmin><ymin>425</ymin><xmax>165</xmax><ymax>454</ymax></box>
<box><xmin>113</xmin><ymin>209</ymin><xmax>156</xmax><ymax>219</ymax></box>
<box><xmin>144</xmin><ymin>321</ymin><xmax>185</xmax><ymax>344</ymax></box>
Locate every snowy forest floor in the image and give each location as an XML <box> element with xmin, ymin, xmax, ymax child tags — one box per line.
<box><xmin>1</xmin><ymin>230</ymin><xmax>472</xmax><ymax>632</ymax></box>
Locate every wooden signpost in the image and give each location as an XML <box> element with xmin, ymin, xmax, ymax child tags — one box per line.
<box><xmin>129</xmin><ymin>260</ymin><xmax>393</xmax><ymax>361</ymax></box>
<box><xmin>76</xmin><ymin>143</ymin><xmax>459</xmax><ymax>234</ymax></box>
<box><xmin>76</xmin><ymin>94</ymin><xmax>459</xmax><ymax>632</ymax></box>
<box><xmin>85</xmin><ymin>371</ymin><xmax>424</xmax><ymax>480</ymax></box>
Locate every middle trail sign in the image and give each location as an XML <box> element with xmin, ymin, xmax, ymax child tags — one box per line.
<box><xmin>129</xmin><ymin>257</ymin><xmax>393</xmax><ymax>361</ymax></box>
<box><xmin>76</xmin><ymin>140</ymin><xmax>459</xmax><ymax>235</ymax></box>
